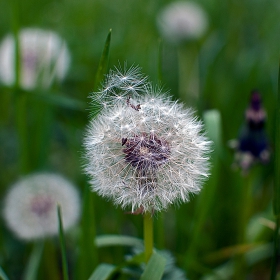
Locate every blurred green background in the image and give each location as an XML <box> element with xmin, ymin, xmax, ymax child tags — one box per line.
<box><xmin>0</xmin><ymin>0</ymin><xmax>280</xmax><ymax>279</ymax></box>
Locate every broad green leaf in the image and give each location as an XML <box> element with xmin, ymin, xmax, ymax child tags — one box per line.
<box><xmin>88</xmin><ymin>264</ymin><xmax>115</xmax><ymax>280</ymax></box>
<box><xmin>140</xmin><ymin>252</ymin><xmax>166</xmax><ymax>280</ymax></box>
<box><xmin>95</xmin><ymin>235</ymin><xmax>143</xmax><ymax>249</ymax></box>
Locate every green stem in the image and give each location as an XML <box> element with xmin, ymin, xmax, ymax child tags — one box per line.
<box><xmin>155</xmin><ymin>212</ymin><xmax>164</xmax><ymax>249</ymax></box>
<box><xmin>143</xmin><ymin>212</ymin><xmax>153</xmax><ymax>263</ymax></box>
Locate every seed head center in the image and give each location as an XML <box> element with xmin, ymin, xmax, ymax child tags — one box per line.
<box><xmin>123</xmin><ymin>133</ymin><xmax>171</xmax><ymax>170</ymax></box>
<box><xmin>30</xmin><ymin>195</ymin><xmax>53</xmax><ymax>217</ymax></box>
<box><xmin>139</xmin><ymin>146</ymin><xmax>149</xmax><ymax>155</ymax></box>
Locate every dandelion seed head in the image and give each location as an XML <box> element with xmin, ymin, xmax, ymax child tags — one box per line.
<box><xmin>84</xmin><ymin>67</ymin><xmax>211</xmax><ymax>213</ymax></box>
<box><xmin>3</xmin><ymin>173</ymin><xmax>80</xmax><ymax>240</ymax></box>
<box><xmin>157</xmin><ymin>1</ymin><xmax>208</xmax><ymax>44</ymax></box>
<box><xmin>0</xmin><ymin>28</ymin><xmax>70</xmax><ymax>90</ymax></box>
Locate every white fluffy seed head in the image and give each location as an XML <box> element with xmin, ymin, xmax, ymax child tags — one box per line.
<box><xmin>157</xmin><ymin>1</ymin><xmax>208</xmax><ymax>43</ymax></box>
<box><xmin>0</xmin><ymin>28</ymin><xmax>71</xmax><ymax>90</ymax></box>
<box><xmin>3</xmin><ymin>173</ymin><xmax>80</xmax><ymax>240</ymax></box>
<box><xmin>84</xmin><ymin>67</ymin><xmax>211</xmax><ymax>213</ymax></box>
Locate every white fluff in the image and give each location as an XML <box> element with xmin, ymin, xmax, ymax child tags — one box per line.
<box><xmin>3</xmin><ymin>173</ymin><xmax>80</xmax><ymax>240</ymax></box>
<box><xmin>84</xmin><ymin>67</ymin><xmax>211</xmax><ymax>213</ymax></box>
<box><xmin>157</xmin><ymin>1</ymin><xmax>208</xmax><ymax>43</ymax></box>
<box><xmin>0</xmin><ymin>28</ymin><xmax>70</xmax><ymax>89</ymax></box>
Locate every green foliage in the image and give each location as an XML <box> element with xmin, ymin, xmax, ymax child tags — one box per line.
<box><xmin>88</xmin><ymin>264</ymin><xmax>116</xmax><ymax>280</ymax></box>
<box><xmin>140</xmin><ymin>252</ymin><xmax>166</xmax><ymax>280</ymax></box>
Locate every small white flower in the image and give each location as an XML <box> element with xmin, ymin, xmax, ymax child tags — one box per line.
<box><xmin>0</xmin><ymin>28</ymin><xmax>70</xmax><ymax>90</ymax></box>
<box><xmin>84</xmin><ymin>67</ymin><xmax>211</xmax><ymax>213</ymax></box>
<box><xmin>157</xmin><ymin>1</ymin><xmax>208</xmax><ymax>43</ymax></box>
<box><xmin>3</xmin><ymin>173</ymin><xmax>80</xmax><ymax>240</ymax></box>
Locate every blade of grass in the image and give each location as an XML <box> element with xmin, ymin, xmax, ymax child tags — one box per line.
<box><xmin>23</xmin><ymin>241</ymin><xmax>44</xmax><ymax>280</ymax></box>
<box><xmin>57</xmin><ymin>205</ymin><xmax>69</xmax><ymax>280</ymax></box>
<box><xmin>94</xmin><ymin>29</ymin><xmax>112</xmax><ymax>91</ymax></box>
<box><xmin>140</xmin><ymin>252</ymin><xmax>166</xmax><ymax>280</ymax></box>
<box><xmin>0</xmin><ymin>266</ymin><xmax>10</xmax><ymax>280</ymax></box>
<box><xmin>95</xmin><ymin>235</ymin><xmax>143</xmax><ymax>249</ymax></box>
<box><xmin>88</xmin><ymin>264</ymin><xmax>116</xmax><ymax>280</ymax></box>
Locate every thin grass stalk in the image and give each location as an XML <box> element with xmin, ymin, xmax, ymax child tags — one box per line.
<box><xmin>57</xmin><ymin>205</ymin><xmax>69</xmax><ymax>280</ymax></box>
<box><xmin>143</xmin><ymin>212</ymin><xmax>153</xmax><ymax>263</ymax></box>
<box><xmin>271</xmin><ymin>61</ymin><xmax>280</xmax><ymax>280</ymax></box>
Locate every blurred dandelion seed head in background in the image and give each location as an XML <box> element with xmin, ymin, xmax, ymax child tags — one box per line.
<box><xmin>84</xmin><ymin>67</ymin><xmax>211</xmax><ymax>213</ymax></box>
<box><xmin>0</xmin><ymin>28</ymin><xmax>71</xmax><ymax>90</ymax></box>
<box><xmin>3</xmin><ymin>173</ymin><xmax>80</xmax><ymax>240</ymax></box>
<box><xmin>157</xmin><ymin>1</ymin><xmax>208</xmax><ymax>44</ymax></box>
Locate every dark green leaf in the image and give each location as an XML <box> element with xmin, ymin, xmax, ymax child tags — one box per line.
<box><xmin>88</xmin><ymin>264</ymin><xmax>115</xmax><ymax>280</ymax></box>
<box><xmin>140</xmin><ymin>252</ymin><xmax>166</xmax><ymax>280</ymax></box>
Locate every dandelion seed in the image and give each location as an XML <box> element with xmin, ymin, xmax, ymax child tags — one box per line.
<box><xmin>0</xmin><ymin>28</ymin><xmax>70</xmax><ymax>90</ymax></box>
<box><xmin>3</xmin><ymin>173</ymin><xmax>80</xmax><ymax>240</ymax></box>
<box><xmin>84</xmin><ymin>67</ymin><xmax>211</xmax><ymax>213</ymax></box>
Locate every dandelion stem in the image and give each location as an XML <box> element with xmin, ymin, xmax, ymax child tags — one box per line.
<box><xmin>143</xmin><ymin>212</ymin><xmax>154</xmax><ymax>263</ymax></box>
